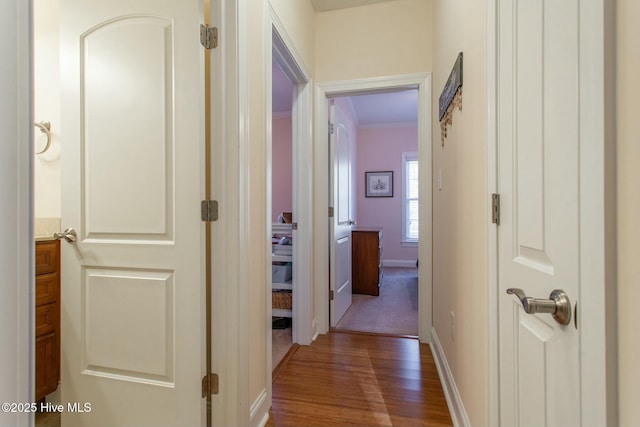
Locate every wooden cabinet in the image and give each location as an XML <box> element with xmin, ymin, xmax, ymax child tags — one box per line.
<box><xmin>351</xmin><ymin>227</ymin><xmax>383</xmax><ymax>296</ymax></box>
<box><xmin>35</xmin><ymin>240</ymin><xmax>60</xmax><ymax>401</ymax></box>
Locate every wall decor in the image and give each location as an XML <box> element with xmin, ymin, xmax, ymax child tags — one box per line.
<box><xmin>439</xmin><ymin>52</ymin><xmax>463</xmax><ymax>146</ymax></box>
<box><xmin>365</xmin><ymin>171</ymin><xmax>393</xmax><ymax>198</ymax></box>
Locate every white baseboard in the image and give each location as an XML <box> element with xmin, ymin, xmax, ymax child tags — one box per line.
<box><xmin>382</xmin><ymin>259</ymin><xmax>418</xmax><ymax>268</ymax></box>
<box><xmin>250</xmin><ymin>389</ymin><xmax>270</xmax><ymax>427</ymax></box>
<box><xmin>430</xmin><ymin>327</ymin><xmax>471</xmax><ymax>427</ymax></box>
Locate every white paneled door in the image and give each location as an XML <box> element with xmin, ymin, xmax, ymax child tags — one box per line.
<box><xmin>329</xmin><ymin>100</ymin><xmax>353</xmax><ymax>326</ymax></box>
<box><xmin>497</xmin><ymin>0</ymin><xmax>606</xmax><ymax>425</ymax></box>
<box><xmin>59</xmin><ymin>0</ymin><xmax>205</xmax><ymax>426</ymax></box>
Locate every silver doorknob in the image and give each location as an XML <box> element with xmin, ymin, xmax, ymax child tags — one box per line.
<box><xmin>54</xmin><ymin>228</ymin><xmax>77</xmax><ymax>243</ymax></box>
<box><xmin>348</xmin><ymin>219</ymin><xmax>357</xmax><ymax>225</ymax></box>
<box><xmin>506</xmin><ymin>288</ymin><xmax>571</xmax><ymax>325</ymax></box>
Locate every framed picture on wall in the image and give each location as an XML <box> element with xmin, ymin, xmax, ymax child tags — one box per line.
<box><xmin>365</xmin><ymin>171</ymin><xmax>393</xmax><ymax>197</ymax></box>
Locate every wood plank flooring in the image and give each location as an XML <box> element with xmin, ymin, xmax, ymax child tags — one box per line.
<box><xmin>268</xmin><ymin>332</ymin><xmax>452</xmax><ymax>427</ymax></box>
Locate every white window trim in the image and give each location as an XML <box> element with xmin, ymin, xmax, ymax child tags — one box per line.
<box><xmin>402</xmin><ymin>151</ymin><xmax>419</xmax><ymax>244</ymax></box>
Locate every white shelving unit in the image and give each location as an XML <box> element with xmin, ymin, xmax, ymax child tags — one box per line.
<box><xmin>272</xmin><ymin>223</ymin><xmax>293</xmax><ymax>318</ymax></box>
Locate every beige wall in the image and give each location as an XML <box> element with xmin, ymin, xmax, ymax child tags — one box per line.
<box><xmin>314</xmin><ymin>0</ymin><xmax>433</xmax><ymax>82</ymax></box>
<box><xmin>432</xmin><ymin>0</ymin><xmax>487</xmax><ymax>425</ymax></box>
<box><xmin>33</xmin><ymin>0</ymin><xmax>62</xmax><ymax>221</ymax></box>
<box><xmin>617</xmin><ymin>0</ymin><xmax>640</xmax><ymax>424</ymax></box>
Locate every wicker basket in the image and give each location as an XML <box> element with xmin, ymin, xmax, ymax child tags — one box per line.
<box><xmin>272</xmin><ymin>291</ymin><xmax>292</xmax><ymax>310</ymax></box>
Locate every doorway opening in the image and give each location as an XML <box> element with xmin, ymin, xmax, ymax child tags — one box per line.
<box><xmin>265</xmin><ymin>15</ymin><xmax>314</xmax><ymax>386</ymax></box>
<box><xmin>33</xmin><ymin>1</ymin><xmax>215</xmax><ymax>426</ymax></box>
<box><xmin>33</xmin><ymin>2</ymin><xmax>63</xmax><ymax>426</ymax></box>
<box><xmin>327</xmin><ymin>90</ymin><xmax>420</xmax><ymax>336</ymax></box>
<box><xmin>270</xmin><ymin>45</ymin><xmax>295</xmax><ymax>369</ymax></box>
<box><xmin>314</xmin><ymin>74</ymin><xmax>433</xmax><ymax>343</ymax></box>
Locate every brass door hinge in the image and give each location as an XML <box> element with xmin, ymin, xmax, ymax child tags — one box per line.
<box><xmin>329</xmin><ymin>290</ymin><xmax>334</xmax><ymax>300</ymax></box>
<box><xmin>328</xmin><ymin>207</ymin><xmax>334</xmax><ymax>218</ymax></box>
<box><xmin>202</xmin><ymin>372</ymin><xmax>219</xmax><ymax>397</ymax></box>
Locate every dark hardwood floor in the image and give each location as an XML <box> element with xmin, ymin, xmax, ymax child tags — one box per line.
<box><xmin>268</xmin><ymin>331</ymin><xmax>452</xmax><ymax>427</ymax></box>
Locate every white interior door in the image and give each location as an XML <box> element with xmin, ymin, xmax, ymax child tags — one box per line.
<box><xmin>329</xmin><ymin>100</ymin><xmax>353</xmax><ymax>327</ymax></box>
<box><xmin>497</xmin><ymin>0</ymin><xmax>584</xmax><ymax>425</ymax></box>
<box><xmin>59</xmin><ymin>0</ymin><xmax>205</xmax><ymax>426</ymax></box>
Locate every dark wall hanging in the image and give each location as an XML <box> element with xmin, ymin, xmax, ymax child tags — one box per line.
<box><xmin>439</xmin><ymin>52</ymin><xmax>463</xmax><ymax>146</ymax></box>
<box><xmin>365</xmin><ymin>171</ymin><xmax>393</xmax><ymax>198</ymax></box>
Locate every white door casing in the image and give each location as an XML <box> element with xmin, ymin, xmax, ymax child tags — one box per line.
<box><xmin>314</xmin><ymin>74</ymin><xmax>432</xmax><ymax>341</ymax></box>
<box><xmin>1</xmin><ymin>1</ymin><xmax>32</xmax><ymax>425</ymax></box>
<box><xmin>495</xmin><ymin>0</ymin><xmax>614</xmax><ymax>425</ymax></box>
<box><xmin>60</xmin><ymin>0</ymin><xmax>205</xmax><ymax>425</ymax></box>
<box><xmin>266</xmin><ymin>12</ymin><xmax>314</xmax><ymax>347</ymax></box>
<box><xmin>261</xmin><ymin>12</ymin><xmax>315</xmax><ymax>422</ymax></box>
<box><xmin>329</xmin><ymin>100</ymin><xmax>353</xmax><ymax>327</ymax></box>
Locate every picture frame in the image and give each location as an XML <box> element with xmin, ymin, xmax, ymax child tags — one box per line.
<box><xmin>365</xmin><ymin>171</ymin><xmax>393</xmax><ymax>197</ymax></box>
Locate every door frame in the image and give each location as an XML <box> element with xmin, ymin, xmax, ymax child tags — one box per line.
<box><xmin>262</xmin><ymin>1</ymin><xmax>314</xmax><ymax>416</ymax></box>
<box><xmin>1</xmin><ymin>1</ymin><xmax>33</xmax><ymax>425</ymax></box>
<box><xmin>314</xmin><ymin>73</ymin><xmax>433</xmax><ymax>343</ymax></box>
<box><xmin>486</xmin><ymin>0</ymin><xmax>617</xmax><ymax>425</ymax></box>
<box><xmin>7</xmin><ymin>0</ymin><xmax>245</xmax><ymax>425</ymax></box>
<box><xmin>265</xmin><ymin>3</ymin><xmax>314</xmax><ymax>347</ymax></box>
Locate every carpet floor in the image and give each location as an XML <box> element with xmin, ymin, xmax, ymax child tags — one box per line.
<box><xmin>335</xmin><ymin>267</ymin><xmax>419</xmax><ymax>336</ymax></box>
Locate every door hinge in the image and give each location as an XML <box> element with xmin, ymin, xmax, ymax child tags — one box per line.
<box><xmin>200</xmin><ymin>24</ymin><xmax>218</xmax><ymax>49</ymax></box>
<box><xmin>292</xmin><ymin>222</ymin><xmax>298</xmax><ymax>230</ymax></box>
<box><xmin>201</xmin><ymin>372</ymin><xmax>219</xmax><ymax>397</ymax></box>
<box><xmin>328</xmin><ymin>207</ymin><xmax>334</xmax><ymax>218</ymax></box>
<box><xmin>491</xmin><ymin>193</ymin><xmax>500</xmax><ymax>225</ymax></box>
<box><xmin>201</xmin><ymin>200</ymin><xmax>219</xmax><ymax>222</ymax></box>
<box><xmin>329</xmin><ymin>122</ymin><xmax>335</xmax><ymax>135</ymax></box>
<box><xmin>329</xmin><ymin>290</ymin><xmax>334</xmax><ymax>300</ymax></box>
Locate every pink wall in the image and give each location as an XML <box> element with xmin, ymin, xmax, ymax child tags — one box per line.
<box><xmin>272</xmin><ymin>115</ymin><xmax>292</xmax><ymax>221</ymax></box>
<box><xmin>356</xmin><ymin>126</ymin><xmax>419</xmax><ymax>264</ymax></box>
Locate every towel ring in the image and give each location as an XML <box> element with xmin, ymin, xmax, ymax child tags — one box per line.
<box><xmin>34</xmin><ymin>121</ymin><xmax>52</xmax><ymax>154</ymax></box>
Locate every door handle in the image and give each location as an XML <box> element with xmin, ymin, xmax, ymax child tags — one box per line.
<box><xmin>54</xmin><ymin>227</ymin><xmax>77</xmax><ymax>243</ymax></box>
<box><xmin>347</xmin><ymin>219</ymin><xmax>357</xmax><ymax>225</ymax></box>
<box><xmin>506</xmin><ymin>288</ymin><xmax>571</xmax><ymax>325</ymax></box>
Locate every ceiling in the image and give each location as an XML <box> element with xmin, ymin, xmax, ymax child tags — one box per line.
<box><xmin>347</xmin><ymin>90</ymin><xmax>418</xmax><ymax>127</ymax></box>
<box><xmin>272</xmin><ymin>61</ymin><xmax>294</xmax><ymax>114</ymax></box>
<box><xmin>272</xmin><ymin>61</ymin><xmax>417</xmax><ymax>126</ymax></box>
<box><xmin>311</xmin><ymin>0</ymin><xmax>396</xmax><ymax>12</ymax></box>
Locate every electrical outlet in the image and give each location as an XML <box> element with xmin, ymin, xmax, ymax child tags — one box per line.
<box><xmin>450</xmin><ymin>311</ymin><xmax>456</xmax><ymax>341</ymax></box>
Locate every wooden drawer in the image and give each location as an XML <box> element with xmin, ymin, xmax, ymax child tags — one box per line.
<box><xmin>35</xmin><ymin>303</ymin><xmax>57</xmax><ymax>337</ymax></box>
<box><xmin>34</xmin><ymin>239</ymin><xmax>60</xmax><ymax>402</ymax></box>
<box><xmin>36</xmin><ymin>273</ymin><xmax>59</xmax><ymax>306</ymax></box>
<box><xmin>35</xmin><ymin>240</ymin><xmax>59</xmax><ymax>275</ymax></box>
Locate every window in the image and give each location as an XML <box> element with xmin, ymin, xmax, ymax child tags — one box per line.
<box><xmin>403</xmin><ymin>152</ymin><xmax>419</xmax><ymax>244</ymax></box>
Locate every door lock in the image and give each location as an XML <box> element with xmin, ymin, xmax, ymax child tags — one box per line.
<box><xmin>54</xmin><ymin>227</ymin><xmax>77</xmax><ymax>243</ymax></box>
<box><xmin>506</xmin><ymin>288</ymin><xmax>571</xmax><ymax>325</ymax></box>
